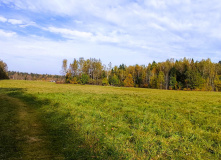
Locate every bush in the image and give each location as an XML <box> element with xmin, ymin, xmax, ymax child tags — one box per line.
<box><xmin>143</xmin><ymin>84</ymin><xmax>148</xmax><ymax>88</ymax></box>
<box><xmin>70</xmin><ymin>77</ymin><xmax>78</xmax><ymax>84</ymax></box>
<box><xmin>109</xmin><ymin>75</ymin><xmax>119</xmax><ymax>86</ymax></box>
<box><xmin>81</xmin><ymin>74</ymin><xmax>89</xmax><ymax>84</ymax></box>
<box><xmin>95</xmin><ymin>79</ymin><xmax>102</xmax><ymax>85</ymax></box>
<box><xmin>102</xmin><ymin>78</ymin><xmax>109</xmax><ymax>86</ymax></box>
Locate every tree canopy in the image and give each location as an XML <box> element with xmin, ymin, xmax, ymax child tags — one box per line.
<box><xmin>0</xmin><ymin>60</ymin><xmax>9</xmax><ymax>80</ymax></box>
<box><xmin>62</xmin><ymin>57</ymin><xmax>221</xmax><ymax>91</ymax></box>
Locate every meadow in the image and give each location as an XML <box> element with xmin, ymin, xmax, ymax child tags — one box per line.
<box><xmin>0</xmin><ymin>80</ymin><xmax>221</xmax><ymax>159</ymax></box>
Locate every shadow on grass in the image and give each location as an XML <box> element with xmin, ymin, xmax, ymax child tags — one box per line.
<box><xmin>0</xmin><ymin>88</ymin><xmax>23</xmax><ymax>159</ymax></box>
<box><xmin>0</xmin><ymin>88</ymin><xmax>122</xmax><ymax>160</ymax></box>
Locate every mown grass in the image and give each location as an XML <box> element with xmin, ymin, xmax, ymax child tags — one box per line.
<box><xmin>0</xmin><ymin>80</ymin><xmax>221</xmax><ymax>159</ymax></box>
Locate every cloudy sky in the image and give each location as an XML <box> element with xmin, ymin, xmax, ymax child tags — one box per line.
<box><xmin>0</xmin><ymin>0</ymin><xmax>221</xmax><ymax>75</ymax></box>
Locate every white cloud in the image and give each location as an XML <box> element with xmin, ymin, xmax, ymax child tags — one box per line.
<box><xmin>74</xmin><ymin>20</ymin><xmax>83</xmax><ymax>24</ymax></box>
<box><xmin>92</xmin><ymin>33</ymin><xmax>119</xmax><ymax>43</ymax></box>
<box><xmin>1</xmin><ymin>0</ymin><xmax>219</xmax><ymax>34</ymax></box>
<box><xmin>19</xmin><ymin>21</ymin><xmax>36</xmax><ymax>28</ymax></box>
<box><xmin>147</xmin><ymin>0</ymin><xmax>167</xmax><ymax>9</ymax></box>
<box><xmin>0</xmin><ymin>16</ymin><xmax>7</xmax><ymax>22</ymax></box>
<box><xmin>47</xmin><ymin>27</ymin><xmax>92</xmax><ymax>39</ymax></box>
<box><xmin>0</xmin><ymin>15</ymin><xmax>35</xmax><ymax>27</ymax></box>
<box><xmin>8</xmin><ymin>19</ymin><xmax>23</xmax><ymax>25</ymax></box>
<box><xmin>0</xmin><ymin>29</ymin><xmax>16</xmax><ymax>37</ymax></box>
<box><xmin>1</xmin><ymin>0</ymin><xmax>221</xmax><ymax>74</ymax></box>
<box><xmin>0</xmin><ymin>34</ymin><xmax>150</xmax><ymax>74</ymax></box>
<box><xmin>47</xmin><ymin>26</ymin><xmax>123</xmax><ymax>43</ymax></box>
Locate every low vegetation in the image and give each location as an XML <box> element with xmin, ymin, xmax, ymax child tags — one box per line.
<box><xmin>0</xmin><ymin>80</ymin><xmax>221</xmax><ymax>159</ymax></box>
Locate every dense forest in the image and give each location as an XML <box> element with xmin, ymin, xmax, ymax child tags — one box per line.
<box><xmin>0</xmin><ymin>60</ymin><xmax>9</xmax><ymax>80</ymax></box>
<box><xmin>62</xmin><ymin>57</ymin><xmax>221</xmax><ymax>91</ymax></box>
<box><xmin>8</xmin><ymin>71</ymin><xmax>64</xmax><ymax>82</ymax></box>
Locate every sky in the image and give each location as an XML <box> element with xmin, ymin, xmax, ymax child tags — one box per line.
<box><xmin>0</xmin><ymin>0</ymin><xmax>221</xmax><ymax>75</ymax></box>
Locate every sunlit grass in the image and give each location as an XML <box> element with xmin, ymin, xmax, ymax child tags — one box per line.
<box><xmin>0</xmin><ymin>80</ymin><xmax>221</xmax><ymax>159</ymax></box>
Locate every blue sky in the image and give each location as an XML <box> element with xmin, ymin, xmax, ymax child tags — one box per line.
<box><xmin>0</xmin><ymin>0</ymin><xmax>221</xmax><ymax>75</ymax></box>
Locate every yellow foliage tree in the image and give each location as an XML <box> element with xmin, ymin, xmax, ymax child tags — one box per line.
<box><xmin>124</xmin><ymin>74</ymin><xmax>134</xmax><ymax>87</ymax></box>
<box><xmin>70</xmin><ymin>77</ymin><xmax>78</xmax><ymax>84</ymax></box>
<box><xmin>214</xmin><ymin>75</ymin><xmax>221</xmax><ymax>91</ymax></box>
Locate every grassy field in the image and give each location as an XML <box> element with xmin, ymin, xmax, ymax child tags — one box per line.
<box><xmin>0</xmin><ymin>80</ymin><xmax>221</xmax><ymax>159</ymax></box>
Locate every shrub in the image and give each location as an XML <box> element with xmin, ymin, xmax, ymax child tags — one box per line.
<box><xmin>81</xmin><ymin>74</ymin><xmax>89</xmax><ymax>84</ymax></box>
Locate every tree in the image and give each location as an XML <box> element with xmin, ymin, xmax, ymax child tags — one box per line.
<box><xmin>107</xmin><ymin>62</ymin><xmax>112</xmax><ymax>79</ymax></box>
<box><xmin>109</xmin><ymin>74</ymin><xmax>119</xmax><ymax>86</ymax></box>
<box><xmin>150</xmin><ymin>67</ymin><xmax>157</xmax><ymax>88</ymax></box>
<box><xmin>70</xmin><ymin>77</ymin><xmax>78</xmax><ymax>84</ymax></box>
<box><xmin>61</xmin><ymin>59</ymin><xmax>68</xmax><ymax>75</ymax></box>
<box><xmin>61</xmin><ymin>57</ymin><xmax>221</xmax><ymax>91</ymax></box>
<box><xmin>0</xmin><ymin>60</ymin><xmax>9</xmax><ymax>79</ymax></box>
<box><xmin>169</xmin><ymin>76</ymin><xmax>177</xmax><ymax>90</ymax></box>
<box><xmin>70</xmin><ymin>58</ymin><xmax>78</xmax><ymax>76</ymax></box>
<box><xmin>135</xmin><ymin>64</ymin><xmax>142</xmax><ymax>86</ymax></box>
<box><xmin>214</xmin><ymin>75</ymin><xmax>221</xmax><ymax>91</ymax></box>
<box><xmin>118</xmin><ymin>64</ymin><xmax>126</xmax><ymax>85</ymax></box>
<box><xmin>162</xmin><ymin>59</ymin><xmax>173</xmax><ymax>90</ymax></box>
<box><xmin>124</xmin><ymin>74</ymin><xmax>134</xmax><ymax>87</ymax></box>
<box><xmin>65</xmin><ymin>72</ymin><xmax>72</xmax><ymax>83</ymax></box>
<box><xmin>81</xmin><ymin>74</ymin><xmax>89</xmax><ymax>84</ymax></box>
<box><xmin>157</xmin><ymin>71</ymin><xmax>165</xmax><ymax>89</ymax></box>
<box><xmin>102</xmin><ymin>78</ymin><xmax>109</xmax><ymax>86</ymax></box>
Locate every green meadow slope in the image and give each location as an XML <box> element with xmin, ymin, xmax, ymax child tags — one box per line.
<box><xmin>0</xmin><ymin>80</ymin><xmax>220</xmax><ymax>159</ymax></box>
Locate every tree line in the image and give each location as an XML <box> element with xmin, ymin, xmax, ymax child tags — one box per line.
<box><xmin>0</xmin><ymin>59</ymin><xmax>9</xmax><ymax>79</ymax></box>
<box><xmin>8</xmin><ymin>71</ymin><xmax>64</xmax><ymax>82</ymax></box>
<box><xmin>62</xmin><ymin>57</ymin><xmax>221</xmax><ymax>91</ymax></box>
<box><xmin>0</xmin><ymin>59</ymin><xmax>64</xmax><ymax>81</ymax></box>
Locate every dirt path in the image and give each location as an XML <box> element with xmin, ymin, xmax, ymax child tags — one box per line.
<box><xmin>0</xmin><ymin>94</ymin><xmax>64</xmax><ymax>160</ymax></box>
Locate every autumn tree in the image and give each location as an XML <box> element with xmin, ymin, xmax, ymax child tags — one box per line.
<box><xmin>214</xmin><ymin>75</ymin><xmax>221</xmax><ymax>91</ymax></box>
<box><xmin>162</xmin><ymin>59</ymin><xmax>173</xmax><ymax>89</ymax></box>
<box><xmin>118</xmin><ymin>64</ymin><xmax>126</xmax><ymax>85</ymax></box>
<box><xmin>157</xmin><ymin>71</ymin><xmax>165</xmax><ymax>89</ymax></box>
<box><xmin>61</xmin><ymin>57</ymin><xmax>221</xmax><ymax>91</ymax></box>
<box><xmin>150</xmin><ymin>65</ymin><xmax>157</xmax><ymax>88</ymax></box>
<box><xmin>70</xmin><ymin>58</ymin><xmax>78</xmax><ymax>76</ymax></box>
<box><xmin>124</xmin><ymin>74</ymin><xmax>134</xmax><ymax>87</ymax></box>
<box><xmin>61</xmin><ymin>59</ymin><xmax>68</xmax><ymax>75</ymax></box>
<box><xmin>65</xmin><ymin>72</ymin><xmax>72</xmax><ymax>83</ymax></box>
<box><xmin>0</xmin><ymin>60</ymin><xmax>9</xmax><ymax>79</ymax></box>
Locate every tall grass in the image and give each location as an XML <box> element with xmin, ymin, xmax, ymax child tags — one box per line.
<box><xmin>0</xmin><ymin>80</ymin><xmax>221</xmax><ymax>159</ymax></box>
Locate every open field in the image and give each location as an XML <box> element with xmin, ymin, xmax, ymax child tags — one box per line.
<box><xmin>0</xmin><ymin>80</ymin><xmax>221</xmax><ymax>159</ymax></box>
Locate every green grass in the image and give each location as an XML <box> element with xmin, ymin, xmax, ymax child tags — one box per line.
<box><xmin>0</xmin><ymin>87</ymin><xmax>64</xmax><ymax>159</ymax></box>
<box><xmin>0</xmin><ymin>80</ymin><xmax>221</xmax><ymax>159</ymax></box>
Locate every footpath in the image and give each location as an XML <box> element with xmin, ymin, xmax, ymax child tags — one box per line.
<box><xmin>0</xmin><ymin>94</ymin><xmax>64</xmax><ymax>160</ymax></box>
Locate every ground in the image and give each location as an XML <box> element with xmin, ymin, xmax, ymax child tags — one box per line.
<box><xmin>0</xmin><ymin>80</ymin><xmax>221</xmax><ymax>159</ymax></box>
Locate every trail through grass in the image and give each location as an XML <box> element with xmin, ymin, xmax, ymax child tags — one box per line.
<box><xmin>0</xmin><ymin>80</ymin><xmax>221</xmax><ymax>159</ymax></box>
<box><xmin>0</xmin><ymin>88</ymin><xmax>64</xmax><ymax>159</ymax></box>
